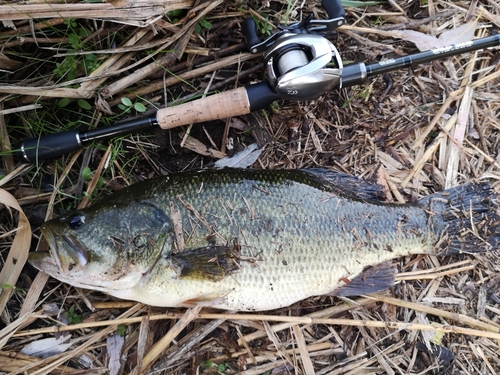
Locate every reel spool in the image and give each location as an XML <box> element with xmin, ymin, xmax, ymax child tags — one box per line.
<box><xmin>263</xmin><ymin>33</ymin><xmax>343</xmax><ymax>100</ymax></box>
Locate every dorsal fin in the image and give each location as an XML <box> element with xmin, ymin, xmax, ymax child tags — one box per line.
<box><xmin>303</xmin><ymin>169</ymin><xmax>387</xmax><ymax>201</ymax></box>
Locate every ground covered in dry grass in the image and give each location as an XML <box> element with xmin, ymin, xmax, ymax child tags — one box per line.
<box><xmin>1</xmin><ymin>0</ymin><xmax>500</xmax><ymax>374</ymax></box>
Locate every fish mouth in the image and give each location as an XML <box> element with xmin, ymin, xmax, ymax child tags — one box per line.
<box><xmin>29</xmin><ymin>224</ymin><xmax>62</xmax><ymax>272</ymax></box>
<box><xmin>32</xmin><ymin>224</ymin><xmax>89</xmax><ymax>273</ymax></box>
<box><xmin>28</xmin><ymin>251</ymin><xmax>60</xmax><ymax>275</ymax></box>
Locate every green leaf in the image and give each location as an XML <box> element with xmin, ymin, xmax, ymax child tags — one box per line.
<box><xmin>121</xmin><ymin>97</ymin><xmax>133</xmax><ymax>107</ymax></box>
<box><xmin>96</xmin><ymin>176</ymin><xmax>104</xmax><ymax>188</ymax></box>
<box><xmin>65</xmin><ymin>306</ymin><xmax>82</xmax><ymax>324</ymax></box>
<box><xmin>200</xmin><ymin>360</ymin><xmax>216</xmax><ymax>369</ymax></box>
<box><xmin>217</xmin><ymin>363</ymin><xmax>228</xmax><ymax>372</ymax></box>
<box><xmin>68</xmin><ymin>33</ymin><xmax>81</xmax><ymax>49</ymax></box>
<box><xmin>2</xmin><ymin>283</ymin><xmax>26</xmax><ymax>295</ymax></box>
<box><xmin>84</xmin><ymin>53</ymin><xmax>97</xmax><ymax>63</ymax></box>
<box><xmin>167</xmin><ymin>9</ymin><xmax>183</xmax><ymax>18</ymax></box>
<box><xmin>78</xmin><ymin>27</ymin><xmax>92</xmax><ymax>38</ymax></box>
<box><xmin>53</xmin><ymin>57</ymin><xmax>77</xmax><ymax>79</ymax></box>
<box><xmin>200</xmin><ymin>18</ymin><xmax>212</xmax><ymax>29</ymax></box>
<box><xmin>64</xmin><ymin>18</ymin><xmax>78</xmax><ymax>28</ymax></box>
<box><xmin>82</xmin><ymin>166</ymin><xmax>92</xmax><ymax>180</ymax></box>
<box><xmin>117</xmin><ymin>324</ymin><xmax>127</xmax><ymax>336</ymax></box>
<box><xmin>77</xmin><ymin>99</ymin><xmax>92</xmax><ymax>110</ymax></box>
<box><xmin>134</xmin><ymin>102</ymin><xmax>147</xmax><ymax>112</ymax></box>
<box><xmin>57</xmin><ymin>98</ymin><xmax>72</xmax><ymax>108</ymax></box>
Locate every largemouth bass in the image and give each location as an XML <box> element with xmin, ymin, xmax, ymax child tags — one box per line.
<box><xmin>29</xmin><ymin>169</ymin><xmax>500</xmax><ymax>311</ymax></box>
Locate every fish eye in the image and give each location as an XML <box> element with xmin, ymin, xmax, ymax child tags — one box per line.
<box><xmin>66</xmin><ymin>213</ymin><xmax>86</xmax><ymax>230</ymax></box>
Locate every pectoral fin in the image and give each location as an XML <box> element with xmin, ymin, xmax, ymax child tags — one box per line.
<box><xmin>169</xmin><ymin>245</ymin><xmax>239</xmax><ymax>282</ymax></box>
<box><xmin>330</xmin><ymin>262</ymin><xmax>396</xmax><ymax>297</ymax></box>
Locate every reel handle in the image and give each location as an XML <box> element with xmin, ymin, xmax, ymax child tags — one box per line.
<box><xmin>241</xmin><ymin>1</ymin><xmax>346</xmax><ymax>54</ymax></box>
<box><xmin>241</xmin><ymin>18</ymin><xmax>261</xmax><ymax>53</ymax></box>
<box><xmin>321</xmin><ymin>0</ymin><xmax>345</xmax><ymax>20</ymax></box>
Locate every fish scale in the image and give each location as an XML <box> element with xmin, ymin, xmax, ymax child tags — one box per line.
<box><xmin>29</xmin><ymin>169</ymin><xmax>500</xmax><ymax>311</ymax></box>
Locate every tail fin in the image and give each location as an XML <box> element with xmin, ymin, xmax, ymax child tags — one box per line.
<box><xmin>419</xmin><ymin>181</ymin><xmax>500</xmax><ymax>255</ymax></box>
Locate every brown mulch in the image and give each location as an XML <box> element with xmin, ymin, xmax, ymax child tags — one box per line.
<box><xmin>1</xmin><ymin>0</ymin><xmax>500</xmax><ymax>374</ymax></box>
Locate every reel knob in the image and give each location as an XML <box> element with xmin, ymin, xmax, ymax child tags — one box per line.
<box><xmin>263</xmin><ymin>34</ymin><xmax>343</xmax><ymax>101</ymax></box>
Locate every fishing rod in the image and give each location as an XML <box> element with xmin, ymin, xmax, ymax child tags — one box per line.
<box><xmin>15</xmin><ymin>0</ymin><xmax>500</xmax><ymax>163</ymax></box>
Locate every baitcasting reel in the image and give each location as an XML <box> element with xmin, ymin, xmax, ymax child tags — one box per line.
<box><xmin>241</xmin><ymin>0</ymin><xmax>346</xmax><ymax>100</ymax></box>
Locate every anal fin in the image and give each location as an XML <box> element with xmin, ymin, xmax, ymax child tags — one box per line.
<box><xmin>330</xmin><ymin>262</ymin><xmax>397</xmax><ymax>297</ymax></box>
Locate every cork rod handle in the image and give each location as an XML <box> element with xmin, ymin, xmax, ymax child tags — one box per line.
<box><xmin>156</xmin><ymin>87</ymin><xmax>251</xmax><ymax>129</ymax></box>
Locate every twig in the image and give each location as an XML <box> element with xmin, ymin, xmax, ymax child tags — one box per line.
<box><xmin>135</xmin><ymin>305</ymin><xmax>201</xmax><ymax>373</ymax></box>
<box><xmin>14</xmin><ymin>304</ymin><xmax>500</xmax><ymax>340</ymax></box>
